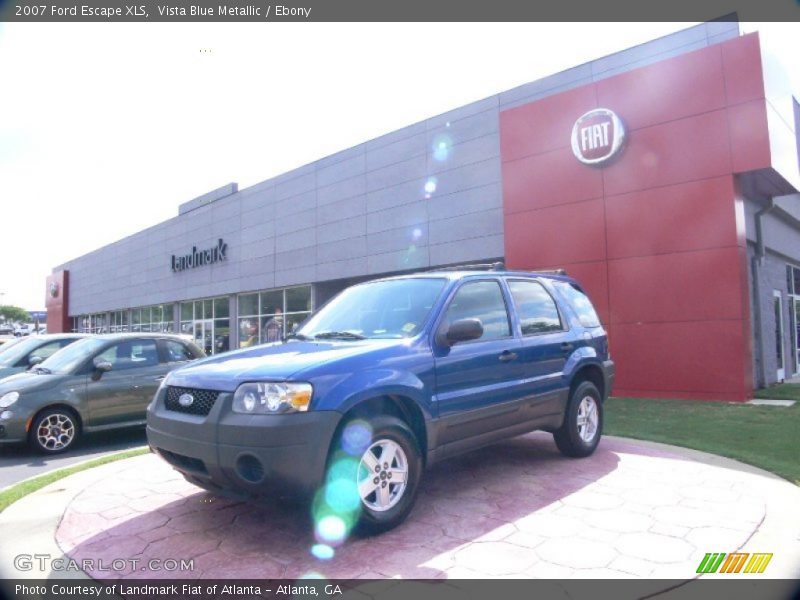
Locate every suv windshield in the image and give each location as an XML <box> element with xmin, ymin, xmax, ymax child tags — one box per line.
<box><xmin>298</xmin><ymin>278</ymin><xmax>447</xmax><ymax>340</ymax></box>
<box><xmin>37</xmin><ymin>338</ymin><xmax>107</xmax><ymax>374</ymax></box>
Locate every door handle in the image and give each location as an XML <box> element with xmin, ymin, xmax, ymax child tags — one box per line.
<box><xmin>498</xmin><ymin>351</ymin><xmax>518</xmax><ymax>362</ymax></box>
<box><xmin>561</xmin><ymin>342</ymin><xmax>574</xmax><ymax>353</ymax></box>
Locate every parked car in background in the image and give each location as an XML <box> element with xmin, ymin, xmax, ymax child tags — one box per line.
<box><xmin>0</xmin><ymin>333</ymin><xmax>205</xmax><ymax>453</ymax></box>
<box><xmin>14</xmin><ymin>324</ymin><xmax>35</xmax><ymax>337</ymax></box>
<box><xmin>0</xmin><ymin>323</ymin><xmax>13</xmax><ymax>336</ymax></box>
<box><xmin>0</xmin><ymin>334</ymin><xmax>88</xmax><ymax>381</ymax></box>
<box><xmin>148</xmin><ymin>266</ymin><xmax>614</xmax><ymax>533</ymax></box>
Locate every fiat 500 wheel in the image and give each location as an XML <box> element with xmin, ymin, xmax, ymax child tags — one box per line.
<box><xmin>29</xmin><ymin>408</ymin><xmax>80</xmax><ymax>454</ymax></box>
<box><xmin>553</xmin><ymin>380</ymin><xmax>603</xmax><ymax>458</ymax></box>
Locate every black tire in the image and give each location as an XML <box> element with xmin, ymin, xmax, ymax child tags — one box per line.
<box><xmin>326</xmin><ymin>415</ymin><xmax>423</xmax><ymax>535</ymax></box>
<box><xmin>28</xmin><ymin>407</ymin><xmax>81</xmax><ymax>454</ymax></box>
<box><xmin>553</xmin><ymin>380</ymin><xmax>603</xmax><ymax>458</ymax></box>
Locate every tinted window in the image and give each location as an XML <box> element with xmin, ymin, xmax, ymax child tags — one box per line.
<box><xmin>97</xmin><ymin>340</ymin><xmax>159</xmax><ymax>371</ymax></box>
<box><xmin>164</xmin><ymin>340</ymin><xmax>194</xmax><ymax>362</ymax></box>
<box><xmin>508</xmin><ymin>280</ymin><xmax>563</xmax><ymax>334</ymax></box>
<box><xmin>552</xmin><ymin>281</ymin><xmax>602</xmax><ymax>328</ymax></box>
<box><xmin>443</xmin><ymin>280</ymin><xmax>511</xmax><ymax>341</ymax></box>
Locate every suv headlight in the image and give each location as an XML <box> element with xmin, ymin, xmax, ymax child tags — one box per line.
<box><xmin>0</xmin><ymin>392</ymin><xmax>19</xmax><ymax>409</ymax></box>
<box><xmin>232</xmin><ymin>382</ymin><xmax>312</xmax><ymax>414</ymax></box>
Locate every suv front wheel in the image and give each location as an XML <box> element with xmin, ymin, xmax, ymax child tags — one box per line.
<box><xmin>553</xmin><ymin>380</ymin><xmax>603</xmax><ymax>458</ymax></box>
<box><xmin>328</xmin><ymin>415</ymin><xmax>423</xmax><ymax>535</ymax></box>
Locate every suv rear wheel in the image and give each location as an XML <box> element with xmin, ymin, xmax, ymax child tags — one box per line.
<box><xmin>553</xmin><ymin>380</ymin><xmax>603</xmax><ymax>458</ymax></box>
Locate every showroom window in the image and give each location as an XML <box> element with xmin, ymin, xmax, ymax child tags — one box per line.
<box><xmin>72</xmin><ymin>312</ymin><xmax>109</xmax><ymax>333</ymax></box>
<box><xmin>131</xmin><ymin>304</ymin><xmax>174</xmax><ymax>333</ymax></box>
<box><xmin>179</xmin><ymin>296</ymin><xmax>230</xmax><ymax>356</ymax></box>
<box><xmin>109</xmin><ymin>310</ymin><xmax>129</xmax><ymax>333</ymax></box>
<box><xmin>238</xmin><ymin>285</ymin><xmax>312</xmax><ymax>348</ymax></box>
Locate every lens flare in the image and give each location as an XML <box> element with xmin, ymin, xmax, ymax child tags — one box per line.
<box><xmin>310</xmin><ymin>545</ymin><xmax>335</xmax><ymax>560</ymax></box>
<box><xmin>325</xmin><ymin>478</ymin><xmax>360</xmax><ymax>513</ymax></box>
<box><xmin>316</xmin><ymin>515</ymin><xmax>347</xmax><ymax>545</ymax></box>
<box><xmin>432</xmin><ymin>134</ymin><xmax>452</xmax><ymax>162</ymax></box>
<box><xmin>423</xmin><ymin>177</ymin><xmax>438</xmax><ymax>199</ymax></box>
<box><xmin>341</xmin><ymin>420</ymin><xmax>372</xmax><ymax>455</ymax></box>
<box><xmin>412</xmin><ymin>228</ymin><xmax>422</xmax><ymax>240</ymax></box>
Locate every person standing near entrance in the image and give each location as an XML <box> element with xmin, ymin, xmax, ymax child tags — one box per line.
<box><xmin>263</xmin><ymin>307</ymin><xmax>283</xmax><ymax>343</ymax></box>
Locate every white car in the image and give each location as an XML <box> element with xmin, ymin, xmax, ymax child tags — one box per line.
<box><xmin>14</xmin><ymin>324</ymin><xmax>36</xmax><ymax>337</ymax></box>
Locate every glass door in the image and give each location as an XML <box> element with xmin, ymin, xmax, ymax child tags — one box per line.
<box><xmin>774</xmin><ymin>291</ymin><xmax>785</xmax><ymax>381</ymax></box>
<box><xmin>193</xmin><ymin>319</ymin><xmax>214</xmax><ymax>357</ymax></box>
<box><xmin>793</xmin><ymin>297</ymin><xmax>800</xmax><ymax>376</ymax></box>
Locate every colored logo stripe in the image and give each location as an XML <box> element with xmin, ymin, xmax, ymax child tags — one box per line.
<box><xmin>744</xmin><ymin>553</ymin><xmax>773</xmax><ymax>573</ymax></box>
<box><xmin>696</xmin><ymin>552</ymin><xmax>773</xmax><ymax>574</ymax></box>
<box><xmin>697</xmin><ymin>553</ymin><xmax>726</xmax><ymax>573</ymax></box>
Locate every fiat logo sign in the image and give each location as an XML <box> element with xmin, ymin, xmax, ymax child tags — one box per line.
<box><xmin>178</xmin><ymin>393</ymin><xmax>194</xmax><ymax>407</ymax></box>
<box><xmin>571</xmin><ymin>108</ymin><xmax>626</xmax><ymax>165</ymax></box>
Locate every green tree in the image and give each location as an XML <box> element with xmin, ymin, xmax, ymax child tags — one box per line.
<box><xmin>0</xmin><ymin>305</ymin><xmax>32</xmax><ymax>323</ymax></box>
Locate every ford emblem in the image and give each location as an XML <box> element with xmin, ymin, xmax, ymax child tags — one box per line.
<box><xmin>178</xmin><ymin>393</ymin><xmax>194</xmax><ymax>407</ymax></box>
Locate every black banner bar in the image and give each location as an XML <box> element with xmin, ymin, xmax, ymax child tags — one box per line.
<box><xmin>1</xmin><ymin>0</ymin><xmax>800</xmax><ymax>22</ymax></box>
<box><xmin>2</xmin><ymin>579</ymin><xmax>800</xmax><ymax>600</ymax></box>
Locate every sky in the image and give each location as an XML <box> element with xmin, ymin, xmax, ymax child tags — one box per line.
<box><xmin>0</xmin><ymin>21</ymin><xmax>797</xmax><ymax>311</ymax></box>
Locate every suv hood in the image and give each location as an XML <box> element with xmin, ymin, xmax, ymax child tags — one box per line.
<box><xmin>167</xmin><ymin>339</ymin><xmax>406</xmax><ymax>391</ymax></box>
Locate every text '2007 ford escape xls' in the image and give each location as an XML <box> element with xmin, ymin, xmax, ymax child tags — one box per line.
<box><xmin>147</xmin><ymin>266</ymin><xmax>614</xmax><ymax>534</ymax></box>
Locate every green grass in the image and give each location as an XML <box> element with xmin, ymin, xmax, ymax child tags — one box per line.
<box><xmin>0</xmin><ymin>447</ymin><xmax>149</xmax><ymax>513</ymax></box>
<box><xmin>605</xmin><ymin>397</ymin><xmax>800</xmax><ymax>486</ymax></box>
<box><xmin>753</xmin><ymin>383</ymin><xmax>800</xmax><ymax>401</ymax></box>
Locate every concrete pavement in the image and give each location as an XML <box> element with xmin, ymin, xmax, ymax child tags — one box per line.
<box><xmin>1</xmin><ymin>433</ymin><xmax>799</xmax><ymax>581</ymax></box>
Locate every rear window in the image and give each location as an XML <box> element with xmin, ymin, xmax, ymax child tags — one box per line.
<box><xmin>551</xmin><ymin>280</ymin><xmax>602</xmax><ymax>328</ymax></box>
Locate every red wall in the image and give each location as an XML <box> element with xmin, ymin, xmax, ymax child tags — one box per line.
<box><xmin>500</xmin><ymin>34</ymin><xmax>770</xmax><ymax>401</ymax></box>
<box><xmin>45</xmin><ymin>271</ymin><xmax>70</xmax><ymax>333</ymax></box>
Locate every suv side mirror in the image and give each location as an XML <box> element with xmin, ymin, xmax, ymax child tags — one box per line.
<box><xmin>439</xmin><ymin>318</ymin><xmax>484</xmax><ymax>346</ymax></box>
<box><xmin>28</xmin><ymin>355</ymin><xmax>44</xmax><ymax>367</ymax></box>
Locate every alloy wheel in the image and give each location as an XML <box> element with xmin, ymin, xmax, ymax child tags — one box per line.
<box><xmin>357</xmin><ymin>439</ymin><xmax>409</xmax><ymax>512</ymax></box>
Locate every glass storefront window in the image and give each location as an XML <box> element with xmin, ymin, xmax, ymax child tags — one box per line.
<box><xmin>238</xmin><ymin>285</ymin><xmax>312</xmax><ymax>348</ymax></box>
<box><xmin>179</xmin><ymin>296</ymin><xmax>230</xmax><ymax>356</ymax></box>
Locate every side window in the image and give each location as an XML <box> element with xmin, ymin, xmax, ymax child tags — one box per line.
<box><xmin>442</xmin><ymin>280</ymin><xmax>511</xmax><ymax>341</ymax></box>
<box><xmin>552</xmin><ymin>281</ymin><xmax>602</xmax><ymax>328</ymax></box>
<box><xmin>96</xmin><ymin>340</ymin><xmax>159</xmax><ymax>371</ymax></box>
<box><xmin>508</xmin><ymin>280</ymin><xmax>563</xmax><ymax>335</ymax></box>
<box><xmin>25</xmin><ymin>340</ymin><xmax>71</xmax><ymax>364</ymax></box>
<box><xmin>164</xmin><ymin>340</ymin><xmax>194</xmax><ymax>362</ymax></box>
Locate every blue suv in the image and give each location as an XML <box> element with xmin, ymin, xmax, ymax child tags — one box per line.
<box><xmin>147</xmin><ymin>266</ymin><xmax>614</xmax><ymax>533</ymax></box>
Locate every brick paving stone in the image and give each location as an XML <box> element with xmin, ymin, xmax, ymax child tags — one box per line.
<box><xmin>452</xmin><ymin>541</ymin><xmax>538</xmax><ymax>576</ymax></box>
<box><xmin>608</xmin><ymin>555</ymin><xmax>655</xmax><ymax>577</ymax></box>
<box><xmin>583</xmin><ymin>509</ymin><xmax>653</xmax><ymax>533</ymax></box>
<box><xmin>615</xmin><ymin>532</ymin><xmax>695</xmax><ymax>563</ymax></box>
<box><xmin>53</xmin><ymin>432</ymin><xmax>798</xmax><ymax>580</ymax></box>
<box><xmin>535</xmin><ymin>537</ymin><xmax>617</xmax><ymax>569</ymax></box>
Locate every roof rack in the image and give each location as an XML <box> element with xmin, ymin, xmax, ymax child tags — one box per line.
<box><xmin>534</xmin><ymin>268</ymin><xmax>568</xmax><ymax>276</ymax></box>
<box><xmin>430</xmin><ymin>262</ymin><xmax>506</xmax><ymax>272</ymax></box>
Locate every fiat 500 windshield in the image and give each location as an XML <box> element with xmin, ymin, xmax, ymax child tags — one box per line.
<box><xmin>297</xmin><ymin>277</ymin><xmax>446</xmax><ymax>340</ymax></box>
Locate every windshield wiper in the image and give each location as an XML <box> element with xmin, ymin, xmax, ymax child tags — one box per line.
<box><xmin>31</xmin><ymin>366</ymin><xmax>52</xmax><ymax>374</ymax></box>
<box><xmin>285</xmin><ymin>332</ymin><xmax>313</xmax><ymax>341</ymax></box>
<box><xmin>313</xmin><ymin>331</ymin><xmax>367</xmax><ymax>340</ymax></box>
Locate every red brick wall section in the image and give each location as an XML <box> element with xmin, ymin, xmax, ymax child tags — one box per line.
<box><xmin>500</xmin><ymin>33</ymin><xmax>771</xmax><ymax>402</ymax></box>
<box><xmin>45</xmin><ymin>271</ymin><xmax>70</xmax><ymax>333</ymax></box>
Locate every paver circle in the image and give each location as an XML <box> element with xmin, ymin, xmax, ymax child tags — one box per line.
<box><xmin>54</xmin><ymin>433</ymin><xmax>800</xmax><ymax>580</ymax></box>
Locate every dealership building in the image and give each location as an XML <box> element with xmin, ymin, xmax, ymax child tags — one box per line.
<box><xmin>46</xmin><ymin>21</ymin><xmax>800</xmax><ymax>402</ymax></box>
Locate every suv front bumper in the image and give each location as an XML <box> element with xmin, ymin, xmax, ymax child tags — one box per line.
<box><xmin>146</xmin><ymin>388</ymin><xmax>342</xmax><ymax>498</ymax></box>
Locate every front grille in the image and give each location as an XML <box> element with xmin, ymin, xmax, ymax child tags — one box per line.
<box><xmin>165</xmin><ymin>386</ymin><xmax>220</xmax><ymax>416</ymax></box>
